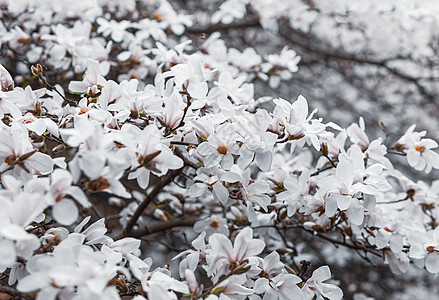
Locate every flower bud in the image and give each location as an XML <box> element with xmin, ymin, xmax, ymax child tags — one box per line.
<box><xmin>184</xmin><ymin>269</ymin><xmax>198</xmax><ymax>293</ymax></box>
<box><xmin>0</xmin><ymin>64</ymin><xmax>14</xmax><ymax>91</ymax></box>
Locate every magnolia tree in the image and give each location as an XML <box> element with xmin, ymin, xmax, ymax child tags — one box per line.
<box><xmin>0</xmin><ymin>0</ymin><xmax>439</xmax><ymax>299</ymax></box>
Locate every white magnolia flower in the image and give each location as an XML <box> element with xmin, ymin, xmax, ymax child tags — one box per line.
<box><xmin>69</xmin><ymin>59</ymin><xmax>106</xmax><ymax>94</ymax></box>
<box><xmin>96</xmin><ymin>18</ymin><xmax>131</xmax><ymax>43</ymax></box>
<box><xmin>254</xmin><ymin>273</ymin><xmax>303</xmax><ymax>300</ymax></box>
<box><xmin>197</xmin><ymin>123</ymin><xmax>241</xmax><ymax>170</ymax></box>
<box><xmin>395</xmin><ymin>125</ymin><xmax>439</xmax><ymax>173</ymax></box>
<box><xmin>408</xmin><ymin>227</ymin><xmax>439</xmax><ymax>273</ymax></box>
<box><xmin>206</xmin><ymin>227</ymin><xmax>265</xmax><ymax>281</ymax></box>
<box><xmin>26</xmin><ymin>168</ymin><xmax>90</xmax><ymax>225</ymax></box>
<box><xmin>194</xmin><ymin>215</ymin><xmax>229</xmax><ymax>237</ymax></box>
<box><xmin>273</xmin><ymin>95</ymin><xmax>330</xmax><ymax>152</ymax></box>
<box><xmin>120</xmin><ymin>124</ymin><xmax>183</xmax><ymax>189</ymax></box>
<box><xmin>0</xmin><ymin>123</ymin><xmax>53</xmax><ymax>176</ymax></box>
<box><xmin>302</xmin><ymin>266</ymin><xmax>343</xmax><ymax>300</ymax></box>
<box><xmin>172</xmin><ymin>232</ymin><xmax>207</xmax><ymax>278</ymax></box>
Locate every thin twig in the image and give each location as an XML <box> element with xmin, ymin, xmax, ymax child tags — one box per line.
<box><xmin>376</xmin><ymin>197</ymin><xmax>409</xmax><ymax>205</ymax></box>
<box><xmin>310</xmin><ymin>164</ymin><xmax>335</xmax><ymax>177</ymax></box>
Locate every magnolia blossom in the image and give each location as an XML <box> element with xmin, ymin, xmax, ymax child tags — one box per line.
<box><xmin>396</xmin><ymin>125</ymin><xmax>439</xmax><ymax>173</ymax></box>
<box><xmin>0</xmin><ymin>123</ymin><xmax>53</xmax><ymax>176</ymax></box>
<box><xmin>213</xmin><ymin>166</ymin><xmax>271</xmax><ymax>216</ymax></box>
<box><xmin>302</xmin><ymin>266</ymin><xmax>343</xmax><ymax>300</ymax></box>
<box><xmin>194</xmin><ymin>216</ymin><xmax>229</xmax><ymax>237</ymax></box>
<box><xmin>408</xmin><ymin>227</ymin><xmax>439</xmax><ymax>273</ymax></box>
<box><xmin>273</xmin><ymin>95</ymin><xmax>330</xmax><ymax>152</ymax></box>
<box><xmin>120</xmin><ymin>124</ymin><xmax>183</xmax><ymax>188</ymax></box>
<box><xmin>253</xmin><ymin>252</ymin><xmax>304</xmax><ymax>300</ymax></box>
<box><xmin>262</xmin><ymin>46</ymin><xmax>301</xmax><ymax>88</ymax></box>
<box><xmin>0</xmin><ymin>191</ymin><xmax>43</xmax><ymax>266</ymax></box>
<box><xmin>197</xmin><ymin>123</ymin><xmax>241</xmax><ymax>170</ymax></box>
<box><xmin>25</xmin><ymin>169</ymin><xmax>90</xmax><ymax>225</ymax></box>
<box><xmin>172</xmin><ymin>232</ymin><xmax>207</xmax><ymax>278</ymax></box>
<box><xmin>319</xmin><ymin>156</ymin><xmax>363</xmax><ymax>224</ymax></box>
<box><xmin>96</xmin><ymin>18</ymin><xmax>131</xmax><ymax>43</ymax></box>
<box><xmin>69</xmin><ymin>59</ymin><xmax>106</xmax><ymax>94</ymax></box>
<box><xmin>276</xmin><ymin>169</ymin><xmax>311</xmax><ymax>217</ymax></box>
<box><xmin>206</xmin><ymin>227</ymin><xmax>265</xmax><ymax>281</ymax></box>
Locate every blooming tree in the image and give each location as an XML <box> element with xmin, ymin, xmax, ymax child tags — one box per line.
<box><xmin>0</xmin><ymin>0</ymin><xmax>438</xmax><ymax>299</ymax></box>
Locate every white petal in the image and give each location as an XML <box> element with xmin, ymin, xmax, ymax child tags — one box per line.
<box><xmin>212</xmin><ymin>182</ymin><xmax>229</xmax><ymax>204</ymax></box>
<box><xmin>204</xmin><ymin>153</ymin><xmax>222</xmax><ymax>168</ymax></box>
<box><xmin>189</xmin><ymin>183</ymin><xmax>207</xmax><ymax>197</ymax></box>
<box><xmin>220</xmin><ymin>172</ymin><xmax>241</xmax><ymax>183</ymax></box>
<box><xmin>221</xmin><ymin>153</ymin><xmax>233</xmax><ymax>170</ymax></box>
<box><xmin>110</xmin><ymin>238</ymin><xmax>141</xmax><ymax>254</ymax></box>
<box><xmin>26</xmin><ymin>152</ymin><xmax>54</xmax><ymax>175</ymax></box>
<box><xmin>409</xmin><ymin>244</ymin><xmax>427</xmax><ymax>260</ymax></box>
<box><xmin>389</xmin><ymin>234</ymin><xmax>403</xmax><ymax>253</ymax></box>
<box><xmin>66</xmin><ymin>186</ymin><xmax>90</xmax><ymax>208</ymax></box>
<box><xmin>346</xmin><ymin>200</ymin><xmax>364</xmax><ymax>225</ymax></box>
<box><xmin>1</xmin><ymin>224</ymin><xmax>32</xmax><ymax>241</ymax></box>
<box><xmin>375</xmin><ymin>230</ymin><xmax>391</xmax><ymax>249</ymax></box>
<box><xmin>337</xmin><ymin>195</ymin><xmax>351</xmax><ymax>211</ymax></box>
<box><xmin>0</xmin><ymin>239</ymin><xmax>16</xmax><ymax>265</ymax></box>
<box><xmin>248</xmin><ymin>181</ymin><xmax>270</xmax><ymax>194</ymax></box>
<box><xmin>209</xmin><ymin>233</ymin><xmax>234</xmax><ymax>260</ymax></box>
<box><xmin>17</xmin><ymin>274</ymin><xmax>47</xmax><ymax>293</ymax></box>
<box><xmin>136</xmin><ymin>169</ymin><xmax>151</xmax><ymax>189</ymax></box>
<box><xmin>53</xmin><ymin>199</ymin><xmax>78</xmax><ymax>225</ymax></box>
<box><xmin>320</xmin><ymin>283</ymin><xmax>343</xmax><ymax>300</ymax></box>
<box><xmin>426</xmin><ymin>252</ymin><xmax>439</xmax><ymax>273</ymax></box>
<box><xmin>325</xmin><ymin>196</ymin><xmax>337</xmax><ymax>217</ymax></box>
<box><xmin>238</xmin><ymin>146</ymin><xmax>254</xmax><ymax>170</ymax></box>
<box><xmin>25</xmin><ymin>119</ymin><xmax>46</xmax><ymax>135</ymax></box>
<box><xmin>253</xmin><ymin>278</ymin><xmax>269</xmax><ymax>294</ymax></box>
<box><xmin>79</xmin><ymin>151</ymin><xmax>106</xmax><ymax>179</ymax></box>
<box><xmin>255</xmin><ymin>150</ymin><xmax>272</xmax><ymax>171</ymax></box>
<box><xmin>311</xmin><ymin>265</ymin><xmax>331</xmax><ymax>282</ymax></box>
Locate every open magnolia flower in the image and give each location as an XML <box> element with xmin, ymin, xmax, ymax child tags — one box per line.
<box><xmin>395</xmin><ymin>125</ymin><xmax>439</xmax><ymax>173</ymax></box>
<box><xmin>0</xmin><ymin>123</ymin><xmax>53</xmax><ymax>177</ymax></box>
<box><xmin>206</xmin><ymin>227</ymin><xmax>265</xmax><ymax>281</ymax></box>
<box><xmin>302</xmin><ymin>266</ymin><xmax>343</xmax><ymax>300</ymax></box>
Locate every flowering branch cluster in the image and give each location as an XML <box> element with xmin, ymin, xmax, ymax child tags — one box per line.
<box><xmin>0</xmin><ymin>0</ymin><xmax>438</xmax><ymax>299</ymax></box>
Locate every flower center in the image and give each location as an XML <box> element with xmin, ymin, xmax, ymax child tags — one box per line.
<box><xmin>78</xmin><ymin>106</ymin><xmax>88</xmax><ymax>115</ymax></box>
<box><xmin>427</xmin><ymin>246</ymin><xmax>436</xmax><ymax>253</ymax></box>
<box><xmin>86</xmin><ymin>177</ymin><xmax>110</xmax><ymax>192</ymax></box>
<box><xmin>415</xmin><ymin>145</ymin><xmax>425</xmax><ymax>153</ymax></box>
<box><xmin>210</xmin><ymin>220</ymin><xmax>219</xmax><ymax>228</ymax></box>
<box><xmin>217</xmin><ymin>145</ymin><xmax>228</xmax><ymax>154</ymax></box>
<box><xmin>5</xmin><ymin>154</ymin><xmax>18</xmax><ymax>166</ymax></box>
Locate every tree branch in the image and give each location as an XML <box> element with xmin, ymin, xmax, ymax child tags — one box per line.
<box><xmin>0</xmin><ymin>284</ymin><xmax>26</xmax><ymax>298</ymax></box>
<box><xmin>128</xmin><ymin>217</ymin><xmax>196</xmax><ymax>238</ymax></box>
<box><xmin>121</xmin><ymin>168</ymin><xmax>183</xmax><ymax>237</ymax></box>
<box><xmin>186</xmin><ymin>17</ymin><xmax>260</xmax><ymax>34</ymax></box>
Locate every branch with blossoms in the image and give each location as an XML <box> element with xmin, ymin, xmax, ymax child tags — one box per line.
<box><xmin>0</xmin><ymin>1</ymin><xmax>439</xmax><ymax>300</ymax></box>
